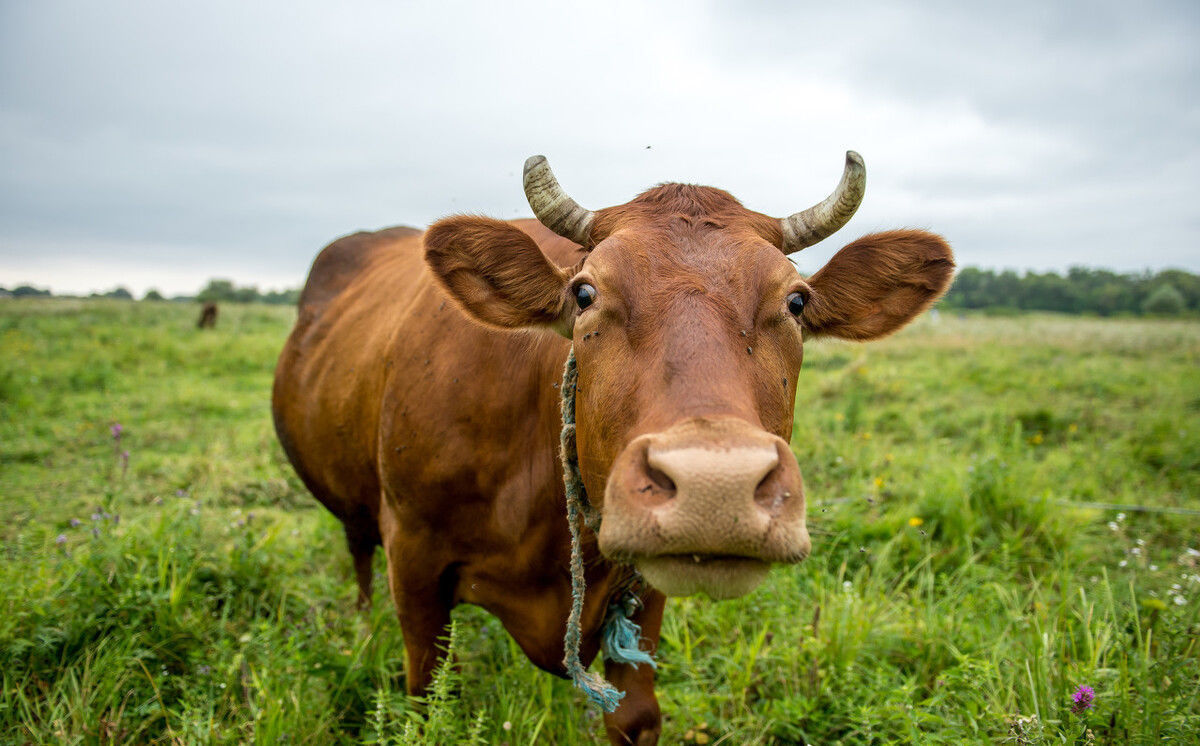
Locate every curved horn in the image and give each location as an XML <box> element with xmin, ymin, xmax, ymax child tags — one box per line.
<box><xmin>780</xmin><ymin>151</ymin><xmax>866</xmax><ymax>253</ymax></box>
<box><xmin>523</xmin><ymin>155</ymin><xmax>595</xmax><ymax>246</ymax></box>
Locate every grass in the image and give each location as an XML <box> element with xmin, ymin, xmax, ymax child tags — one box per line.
<box><xmin>1</xmin><ymin>299</ymin><xmax>1198</xmax><ymax>744</ymax></box>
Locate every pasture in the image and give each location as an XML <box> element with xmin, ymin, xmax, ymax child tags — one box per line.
<box><xmin>1</xmin><ymin>299</ymin><xmax>1197</xmax><ymax>744</ymax></box>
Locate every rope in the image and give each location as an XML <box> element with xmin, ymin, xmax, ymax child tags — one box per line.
<box><xmin>559</xmin><ymin>346</ymin><xmax>655</xmax><ymax>713</ymax></box>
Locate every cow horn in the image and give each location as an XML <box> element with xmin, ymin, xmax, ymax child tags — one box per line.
<box><xmin>523</xmin><ymin>155</ymin><xmax>595</xmax><ymax>246</ymax></box>
<box><xmin>780</xmin><ymin>151</ymin><xmax>866</xmax><ymax>253</ymax></box>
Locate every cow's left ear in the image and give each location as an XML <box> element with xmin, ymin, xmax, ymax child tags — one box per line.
<box><xmin>425</xmin><ymin>216</ymin><xmax>573</xmax><ymax>335</ymax></box>
<box><xmin>802</xmin><ymin>230</ymin><xmax>955</xmax><ymax>341</ymax></box>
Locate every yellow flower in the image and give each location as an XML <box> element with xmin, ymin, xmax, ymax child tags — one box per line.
<box><xmin>1028</xmin><ymin>433</ymin><xmax>1044</xmax><ymax>445</ymax></box>
<box><xmin>1068</xmin><ymin>423</ymin><xmax>1078</xmax><ymax>433</ymax></box>
<box><xmin>885</xmin><ymin>453</ymin><xmax>894</xmax><ymax>462</ymax></box>
<box><xmin>908</xmin><ymin>516</ymin><xmax>924</xmax><ymax>527</ymax></box>
<box><xmin>862</xmin><ymin>432</ymin><xmax>872</xmax><ymax>440</ymax></box>
<box><xmin>873</xmin><ymin>477</ymin><xmax>884</xmax><ymax>488</ymax></box>
<box><xmin>834</xmin><ymin>413</ymin><xmax>845</xmax><ymax>421</ymax></box>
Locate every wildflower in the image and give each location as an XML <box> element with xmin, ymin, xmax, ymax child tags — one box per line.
<box><xmin>1173</xmin><ymin>595</ymin><xmax>1186</xmax><ymax>606</ymax></box>
<box><xmin>1118</xmin><ymin>560</ymin><xmax>1127</xmax><ymax>568</ymax></box>
<box><xmin>69</xmin><ymin>518</ymin><xmax>81</xmax><ymax>527</ymax></box>
<box><xmin>111</xmin><ymin>423</ymin><xmax>123</xmax><ymax>439</ymax></box>
<box><xmin>908</xmin><ymin>516</ymin><xmax>924</xmax><ymax>527</ymax></box>
<box><xmin>1150</xmin><ymin>564</ymin><xmax>1158</xmax><ymax>572</ymax></box>
<box><xmin>502</xmin><ymin>721</ymin><xmax>512</xmax><ymax>731</ymax></box>
<box><xmin>1071</xmin><ymin>684</ymin><xmax>1095</xmax><ymax>714</ymax></box>
<box><xmin>1107</xmin><ymin>521</ymin><xmax>1118</xmax><ymax>532</ymax></box>
<box><xmin>873</xmin><ymin>477</ymin><xmax>884</xmax><ymax>488</ymax></box>
<box><xmin>842</xmin><ymin>580</ymin><xmax>853</xmax><ymax>591</ymax></box>
<box><xmin>885</xmin><ymin>452</ymin><xmax>894</xmax><ymax>462</ymax></box>
<box><xmin>1028</xmin><ymin>433</ymin><xmax>1044</xmax><ymax>445</ymax></box>
<box><xmin>1116</xmin><ymin>512</ymin><xmax>1126</xmax><ymax>522</ymax></box>
<box><xmin>834</xmin><ymin>413</ymin><xmax>845</xmax><ymax>421</ymax></box>
<box><xmin>1068</xmin><ymin>423</ymin><xmax>1078</xmax><ymax>433</ymax></box>
<box><xmin>55</xmin><ymin>534</ymin><xmax>67</xmax><ymax>545</ymax></box>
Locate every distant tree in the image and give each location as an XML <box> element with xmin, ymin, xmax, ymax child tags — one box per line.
<box><xmin>195</xmin><ymin>278</ymin><xmax>300</xmax><ymax>304</ymax></box>
<box><xmin>143</xmin><ymin>289</ymin><xmax>165</xmax><ymax>301</ymax></box>
<box><xmin>103</xmin><ymin>287</ymin><xmax>134</xmax><ymax>300</ymax></box>
<box><xmin>198</xmin><ymin>279</ymin><xmax>238</xmax><ymax>303</ymax></box>
<box><xmin>12</xmin><ymin>285</ymin><xmax>52</xmax><ymax>298</ymax></box>
<box><xmin>1142</xmin><ymin>283</ymin><xmax>1186</xmax><ymax>315</ymax></box>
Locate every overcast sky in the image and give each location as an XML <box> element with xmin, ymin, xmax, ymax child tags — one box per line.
<box><xmin>2</xmin><ymin>0</ymin><xmax>1198</xmax><ymax>295</ymax></box>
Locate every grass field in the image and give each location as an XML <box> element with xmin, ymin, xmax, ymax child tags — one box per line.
<box><xmin>1</xmin><ymin>299</ymin><xmax>1198</xmax><ymax>745</ymax></box>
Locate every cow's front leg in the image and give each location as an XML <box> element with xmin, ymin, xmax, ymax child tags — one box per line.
<box><xmin>603</xmin><ymin>589</ymin><xmax>666</xmax><ymax>746</ymax></box>
<box><xmin>380</xmin><ymin>506</ymin><xmax>453</xmax><ymax>695</ymax></box>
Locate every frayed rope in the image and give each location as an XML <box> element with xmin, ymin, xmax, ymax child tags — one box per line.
<box><xmin>559</xmin><ymin>346</ymin><xmax>655</xmax><ymax>712</ymax></box>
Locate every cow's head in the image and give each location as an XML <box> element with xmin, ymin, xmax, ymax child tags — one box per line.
<box><xmin>425</xmin><ymin>153</ymin><xmax>953</xmax><ymax>600</ymax></box>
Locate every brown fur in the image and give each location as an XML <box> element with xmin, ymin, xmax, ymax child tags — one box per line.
<box><xmin>273</xmin><ymin>180</ymin><xmax>953</xmax><ymax>745</ymax></box>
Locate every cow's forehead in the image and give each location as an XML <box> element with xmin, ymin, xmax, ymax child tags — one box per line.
<box><xmin>585</xmin><ymin>222</ymin><xmax>795</xmax><ymax>298</ymax></box>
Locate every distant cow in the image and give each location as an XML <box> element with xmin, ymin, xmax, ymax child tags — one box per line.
<box><xmin>272</xmin><ymin>153</ymin><xmax>953</xmax><ymax>744</ymax></box>
<box><xmin>197</xmin><ymin>302</ymin><xmax>218</xmax><ymax>329</ymax></box>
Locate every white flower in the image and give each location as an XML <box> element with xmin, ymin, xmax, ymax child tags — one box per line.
<box><xmin>1150</xmin><ymin>565</ymin><xmax>1159</xmax><ymax>571</ymax></box>
<box><xmin>843</xmin><ymin>580</ymin><xmax>853</xmax><ymax>591</ymax></box>
<box><xmin>1131</xmin><ymin>547</ymin><xmax>1142</xmax><ymax>556</ymax></box>
<box><xmin>1136</xmin><ymin>538</ymin><xmax>1146</xmax><ymax>547</ymax></box>
<box><xmin>503</xmin><ymin>721</ymin><xmax>512</xmax><ymax>731</ymax></box>
<box><xmin>1107</xmin><ymin>521</ymin><xmax>1119</xmax><ymax>532</ymax></box>
<box><xmin>1173</xmin><ymin>596</ymin><xmax>1186</xmax><ymax>606</ymax></box>
<box><xmin>1119</xmin><ymin>560</ymin><xmax>1128</xmax><ymax>568</ymax></box>
<box><xmin>1116</xmin><ymin>512</ymin><xmax>1126</xmax><ymax>522</ymax></box>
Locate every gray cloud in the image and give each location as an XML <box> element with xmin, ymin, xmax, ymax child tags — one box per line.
<box><xmin>2</xmin><ymin>0</ymin><xmax>1197</xmax><ymax>294</ymax></box>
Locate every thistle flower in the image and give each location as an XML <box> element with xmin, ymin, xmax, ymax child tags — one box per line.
<box><xmin>111</xmin><ymin>423</ymin><xmax>123</xmax><ymax>439</ymax></box>
<box><xmin>1071</xmin><ymin>684</ymin><xmax>1095</xmax><ymax>714</ymax></box>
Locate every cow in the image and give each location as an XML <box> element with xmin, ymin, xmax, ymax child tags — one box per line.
<box><xmin>272</xmin><ymin>153</ymin><xmax>954</xmax><ymax>744</ymax></box>
<box><xmin>197</xmin><ymin>301</ymin><xmax>218</xmax><ymax>329</ymax></box>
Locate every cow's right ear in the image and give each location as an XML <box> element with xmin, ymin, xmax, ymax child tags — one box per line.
<box><xmin>424</xmin><ymin>216</ymin><xmax>574</xmax><ymax>336</ymax></box>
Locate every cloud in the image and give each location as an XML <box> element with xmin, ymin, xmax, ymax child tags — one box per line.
<box><xmin>1</xmin><ymin>0</ymin><xmax>1197</xmax><ymax>294</ymax></box>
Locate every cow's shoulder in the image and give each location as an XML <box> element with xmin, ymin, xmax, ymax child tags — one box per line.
<box><xmin>298</xmin><ymin>226</ymin><xmax>422</xmax><ymax>317</ymax></box>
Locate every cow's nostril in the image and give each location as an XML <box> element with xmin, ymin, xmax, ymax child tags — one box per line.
<box><xmin>646</xmin><ymin>464</ymin><xmax>676</xmax><ymax>494</ymax></box>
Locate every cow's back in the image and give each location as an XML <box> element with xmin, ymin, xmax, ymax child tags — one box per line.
<box><xmin>273</xmin><ymin>220</ymin><xmax>582</xmax><ymax>531</ymax></box>
<box><xmin>273</xmin><ymin>226</ymin><xmax>427</xmax><ymax>522</ymax></box>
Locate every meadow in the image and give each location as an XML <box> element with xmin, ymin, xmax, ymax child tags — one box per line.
<box><xmin>1</xmin><ymin>298</ymin><xmax>1197</xmax><ymax>745</ymax></box>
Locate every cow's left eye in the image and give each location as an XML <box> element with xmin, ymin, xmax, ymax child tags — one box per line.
<box><xmin>786</xmin><ymin>292</ymin><xmax>806</xmax><ymax>317</ymax></box>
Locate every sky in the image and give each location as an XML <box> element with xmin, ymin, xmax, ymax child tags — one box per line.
<box><xmin>1</xmin><ymin>0</ymin><xmax>1198</xmax><ymax>296</ymax></box>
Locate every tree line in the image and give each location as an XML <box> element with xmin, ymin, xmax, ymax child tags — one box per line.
<box><xmin>4</xmin><ymin>268</ymin><xmax>1198</xmax><ymax>316</ymax></box>
<box><xmin>939</xmin><ymin>267</ymin><xmax>1197</xmax><ymax>316</ymax></box>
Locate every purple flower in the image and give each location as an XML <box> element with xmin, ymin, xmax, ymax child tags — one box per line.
<box><xmin>1071</xmin><ymin>684</ymin><xmax>1095</xmax><ymax>713</ymax></box>
<box><xmin>55</xmin><ymin>534</ymin><xmax>67</xmax><ymax>545</ymax></box>
<box><xmin>111</xmin><ymin>423</ymin><xmax>123</xmax><ymax>439</ymax></box>
<box><xmin>69</xmin><ymin>518</ymin><xmax>81</xmax><ymax>527</ymax></box>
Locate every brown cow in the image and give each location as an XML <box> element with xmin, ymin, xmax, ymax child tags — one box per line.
<box><xmin>197</xmin><ymin>302</ymin><xmax>218</xmax><ymax>329</ymax></box>
<box><xmin>272</xmin><ymin>153</ymin><xmax>953</xmax><ymax>744</ymax></box>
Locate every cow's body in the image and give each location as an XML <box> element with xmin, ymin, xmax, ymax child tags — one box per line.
<box><xmin>273</xmin><ymin>221</ymin><xmax>663</xmax><ymax>740</ymax></box>
<box><xmin>274</xmin><ymin>154</ymin><xmax>953</xmax><ymax>745</ymax></box>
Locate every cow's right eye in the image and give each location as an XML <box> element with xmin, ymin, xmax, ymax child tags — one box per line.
<box><xmin>574</xmin><ymin>283</ymin><xmax>597</xmax><ymax>310</ymax></box>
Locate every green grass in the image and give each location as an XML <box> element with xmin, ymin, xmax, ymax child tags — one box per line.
<box><xmin>1</xmin><ymin>299</ymin><xmax>1198</xmax><ymax>744</ymax></box>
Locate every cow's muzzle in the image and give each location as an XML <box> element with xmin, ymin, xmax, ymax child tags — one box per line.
<box><xmin>597</xmin><ymin>417</ymin><xmax>810</xmax><ymax>599</ymax></box>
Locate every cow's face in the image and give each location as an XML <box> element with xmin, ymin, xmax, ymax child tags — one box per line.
<box><xmin>426</xmin><ymin>155</ymin><xmax>954</xmax><ymax>600</ymax></box>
